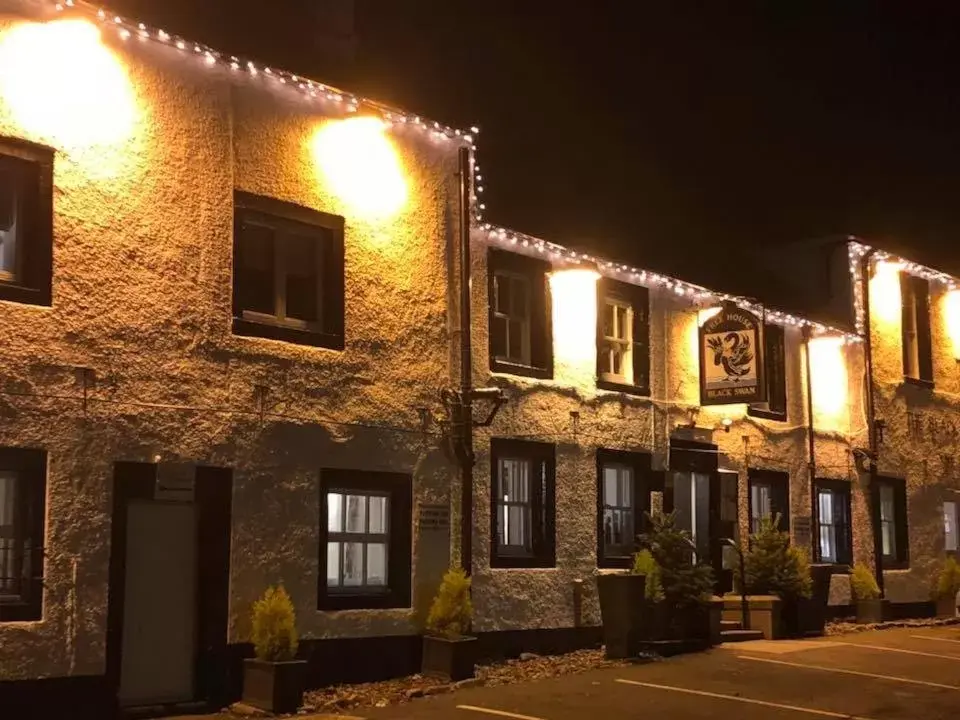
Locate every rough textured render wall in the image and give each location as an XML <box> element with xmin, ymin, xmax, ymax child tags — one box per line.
<box><xmin>466</xmin><ymin>237</ymin><xmax>861</xmax><ymax>631</ymax></box>
<box><xmin>0</xmin><ymin>14</ymin><xmax>459</xmax><ymax>680</ymax></box>
<box><xmin>867</xmin><ymin>269</ymin><xmax>960</xmax><ymax>602</ymax></box>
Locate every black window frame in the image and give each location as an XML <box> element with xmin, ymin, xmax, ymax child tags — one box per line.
<box><xmin>747</xmin><ymin>469</ymin><xmax>790</xmax><ymax>536</ymax></box>
<box><xmin>0</xmin><ymin>447</ymin><xmax>46</xmax><ymax>622</ymax></box>
<box><xmin>0</xmin><ymin>137</ymin><xmax>54</xmax><ymax>307</ymax></box>
<box><xmin>596</xmin><ymin>278</ymin><xmax>650</xmax><ymax>396</ymax></box>
<box><xmin>490</xmin><ymin>438</ymin><xmax>556</xmax><ymax>569</ymax></box>
<box><xmin>487</xmin><ymin>249</ymin><xmax>553</xmax><ymax>380</ymax></box>
<box><xmin>748</xmin><ymin>323</ymin><xmax>787</xmax><ymax>421</ymax></box>
<box><xmin>596</xmin><ymin>448</ymin><xmax>651</xmax><ymax>569</ymax></box>
<box><xmin>875</xmin><ymin>476</ymin><xmax>909</xmax><ymax>569</ymax></box>
<box><xmin>233</xmin><ymin>191</ymin><xmax>345</xmax><ymax>350</ymax></box>
<box><xmin>900</xmin><ymin>272</ymin><xmax>933</xmax><ymax>387</ymax></box>
<box><xmin>318</xmin><ymin>469</ymin><xmax>411</xmax><ymax>611</ymax></box>
<box><xmin>813</xmin><ymin>478</ymin><xmax>852</xmax><ymax>566</ymax></box>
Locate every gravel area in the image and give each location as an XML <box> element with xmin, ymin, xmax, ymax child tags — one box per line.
<box><xmin>825</xmin><ymin>616</ymin><xmax>960</xmax><ymax>635</ymax></box>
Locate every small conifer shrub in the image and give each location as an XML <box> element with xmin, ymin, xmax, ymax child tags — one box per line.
<box><xmin>426</xmin><ymin>568</ymin><xmax>473</xmax><ymax>639</ymax></box>
<box><xmin>251</xmin><ymin>585</ymin><xmax>298</xmax><ymax>662</ymax></box>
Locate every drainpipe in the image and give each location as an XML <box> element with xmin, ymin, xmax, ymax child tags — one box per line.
<box><xmin>457</xmin><ymin>146</ymin><xmax>474</xmax><ymax>575</ymax></box>
<box><xmin>803</xmin><ymin>326</ymin><xmax>817</xmax><ymax>558</ymax></box>
<box><xmin>860</xmin><ymin>249</ymin><xmax>885</xmax><ymax>596</ymax></box>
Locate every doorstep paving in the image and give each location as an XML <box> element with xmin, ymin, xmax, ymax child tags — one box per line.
<box><xmin>360</xmin><ymin>626</ymin><xmax>960</xmax><ymax>720</ymax></box>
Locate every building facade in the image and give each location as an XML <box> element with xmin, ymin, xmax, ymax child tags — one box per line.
<box><xmin>1</xmin><ymin>3</ymin><xmax>959</xmax><ymax>719</ymax></box>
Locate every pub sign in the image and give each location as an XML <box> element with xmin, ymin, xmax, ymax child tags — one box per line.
<box><xmin>699</xmin><ymin>302</ymin><xmax>766</xmax><ymax>405</ymax></box>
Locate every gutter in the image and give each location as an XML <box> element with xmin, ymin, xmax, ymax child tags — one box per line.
<box><xmin>457</xmin><ymin>146</ymin><xmax>474</xmax><ymax>575</ymax></box>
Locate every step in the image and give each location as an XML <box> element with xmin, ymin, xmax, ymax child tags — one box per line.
<box><xmin>720</xmin><ymin>629</ymin><xmax>765</xmax><ymax>643</ymax></box>
<box><xmin>720</xmin><ymin>620</ymin><xmax>742</xmax><ymax>631</ymax></box>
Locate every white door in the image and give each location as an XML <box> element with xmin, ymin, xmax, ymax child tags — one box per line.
<box><xmin>119</xmin><ymin>500</ymin><xmax>197</xmax><ymax>707</ymax></box>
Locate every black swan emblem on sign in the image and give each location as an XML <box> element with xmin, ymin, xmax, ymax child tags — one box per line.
<box><xmin>707</xmin><ymin>332</ymin><xmax>753</xmax><ymax>380</ymax></box>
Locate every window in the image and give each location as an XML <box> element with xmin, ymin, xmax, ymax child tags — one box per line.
<box><xmin>233</xmin><ymin>191</ymin><xmax>344</xmax><ymax>349</ymax></box>
<box><xmin>597</xmin><ymin>449</ymin><xmax>651</xmax><ymax>568</ymax></box>
<box><xmin>488</xmin><ymin>249</ymin><xmax>552</xmax><ymax>379</ymax></box>
<box><xmin>0</xmin><ymin>138</ymin><xmax>54</xmax><ymax>307</ymax></box>
<box><xmin>749</xmin><ymin>324</ymin><xmax>787</xmax><ymax>421</ymax></box>
<box><xmin>318</xmin><ymin>469</ymin><xmax>411</xmax><ymax>610</ymax></box>
<box><xmin>748</xmin><ymin>469</ymin><xmax>790</xmax><ymax>535</ymax></box>
<box><xmin>814</xmin><ymin>480</ymin><xmax>852</xmax><ymax>565</ymax></box>
<box><xmin>901</xmin><ymin>273</ymin><xmax>933</xmax><ymax>385</ymax></box>
<box><xmin>490</xmin><ymin>438</ymin><xmax>555</xmax><ymax>568</ymax></box>
<box><xmin>945</xmin><ymin>501</ymin><xmax>958</xmax><ymax>552</ymax></box>
<box><xmin>877</xmin><ymin>476</ymin><xmax>908</xmax><ymax>568</ymax></box>
<box><xmin>0</xmin><ymin>447</ymin><xmax>46</xmax><ymax>622</ymax></box>
<box><xmin>596</xmin><ymin>278</ymin><xmax>650</xmax><ymax>394</ymax></box>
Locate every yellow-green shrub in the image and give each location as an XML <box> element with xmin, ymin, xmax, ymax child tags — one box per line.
<box><xmin>426</xmin><ymin>568</ymin><xmax>473</xmax><ymax>638</ymax></box>
<box><xmin>251</xmin><ymin>585</ymin><xmax>298</xmax><ymax>662</ymax></box>
<box><xmin>632</xmin><ymin>549</ymin><xmax>664</xmax><ymax>601</ymax></box>
<box><xmin>936</xmin><ymin>557</ymin><xmax>960</xmax><ymax>600</ymax></box>
<box><xmin>850</xmin><ymin>564</ymin><xmax>881</xmax><ymax>601</ymax></box>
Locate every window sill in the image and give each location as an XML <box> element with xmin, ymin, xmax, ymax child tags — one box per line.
<box><xmin>596</xmin><ymin>379</ymin><xmax>650</xmax><ymax>397</ymax></box>
<box><xmin>598</xmin><ymin>555</ymin><xmax>633</xmax><ymax>570</ymax></box>
<box><xmin>233</xmin><ymin>317</ymin><xmax>344</xmax><ymax>350</ymax></box>
<box><xmin>0</xmin><ymin>600</ymin><xmax>42</xmax><ymax>622</ymax></box>
<box><xmin>490</xmin><ymin>554</ymin><xmax>556</xmax><ymax>569</ymax></box>
<box><xmin>0</xmin><ymin>281</ymin><xmax>51</xmax><ymax>308</ymax></box>
<box><xmin>903</xmin><ymin>376</ymin><xmax>934</xmax><ymax>390</ymax></box>
<box><xmin>881</xmin><ymin>559</ymin><xmax>910</xmax><ymax>571</ymax></box>
<box><xmin>747</xmin><ymin>406</ymin><xmax>787</xmax><ymax>422</ymax></box>
<box><xmin>490</xmin><ymin>359</ymin><xmax>552</xmax><ymax>380</ymax></box>
<box><xmin>318</xmin><ymin>591</ymin><xmax>409</xmax><ymax>612</ymax></box>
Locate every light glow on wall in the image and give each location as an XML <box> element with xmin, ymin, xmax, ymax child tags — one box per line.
<box><xmin>944</xmin><ymin>290</ymin><xmax>960</xmax><ymax>361</ymax></box>
<box><xmin>0</xmin><ymin>19</ymin><xmax>137</xmax><ymax>149</ymax></box>
<box><xmin>808</xmin><ymin>336</ymin><xmax>848</xmax><ymax>431</ymax></box>
<box><xmin>698</xmin><ymin>306</ymin><xmax>722</xmax><ymax>327</ymax></box>
<box><xmin>549</xmin><ymin>267</ymin><xmax>599</xmax><ymax>387</ymax></box>
<box><xmin>869</xmin><ymin>260</ymin><xmax>905</xmax><ymax>326</ymax></box>
<box><xmin>310</xmin><ymin>117</ymin><xmax>408</xmax><ymax>220</ymax></box>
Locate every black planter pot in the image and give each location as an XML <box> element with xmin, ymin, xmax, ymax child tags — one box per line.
<box><xmin>422</xmin><ymin>635</ymin><xmax>477</xmax><ymax>681</ymax></box>
<box><xmin>242</xmin><ymin>658</ymin><xmax>307</xmax><ymax>714</ymax></box>
<box><xmin>856</xmin><ymin>599</ymin><xmax>889</xmax><ymax>624</ymax></box>
<box><xmin>935</xmin><ymin>596</ymin><xmax>958</xmax><ymax>618</ymax></box>
<box><xmin>596</xmin><ymin>573</ymin><xmax>646</xmax><ymax>659</ymax></box>
<box><xmin>780</xmin><ymin>596</ymin><xmax>826</xmax><ymax>638</ymax></box>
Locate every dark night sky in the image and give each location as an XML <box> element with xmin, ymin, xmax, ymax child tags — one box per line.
<box><xmin>107</xmin><ymin>0</ymin><xmax>960</xmax><ymax>285</ymax></box>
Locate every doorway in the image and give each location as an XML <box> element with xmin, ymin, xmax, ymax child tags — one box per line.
<box><xmin>107</xmin><ymin>462</ymin><xmax>233</xmax><ymax>712</ymax></box>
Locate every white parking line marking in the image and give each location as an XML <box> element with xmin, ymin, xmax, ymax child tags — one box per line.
<box><xmin>836</xmin><ymin>641</ymin><xmax>960</xmax><ymax>661</ymax></box>
<box><xmin>615</xmin><ymin>679</ymin><xmax>876</xmax><ymax>719</ymax></box>
<box><xmin>738</xmin><ymin>654</ymin><xmax>960</xmax><ymax>690</ymax></box>
<box><xmin>456</xmin><ymin>705</ymin><xmax>547</xmax><ymax>720</ymax></box>
<box><xmin>910</xmin><ymin>634</ymin><xmax>960</xmax><ymax>646</ymax></box>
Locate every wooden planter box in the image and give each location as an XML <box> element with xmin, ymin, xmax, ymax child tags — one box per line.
<box><xmin>242</xmin><ymin>659</ymin><xmax>307</xmax><ymax>714</ymax></box>
<box><xmin>596</xmin><ymin>573</ymin><xmax>647</xmax><ymax>659</ymax></box>
<box><xmin>722</xmin><ymin>595</ymin><xmax>782</xmax><ymax>639</ymax></box>
<box><xmin>935</xmin><ymin>596</ymin><xmax>958</xmax><ymax>619</ymax></box>
<box><xmin>422</xmin><ymin>635</ymin><xmax>477</xmax><ymax>681</ymax></box>
<box><xmin>856</xmin><ymin>599</ymin><xmax>890</xmax><ymax>624</ymax></box>
<box><xmin>635</xmin><ymin>600</ymin><xmax>712</xmax><ymax>656</ymax></box>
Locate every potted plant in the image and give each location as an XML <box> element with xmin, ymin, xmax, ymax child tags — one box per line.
<box><xmin>637</xmin><ymin>512</ymin><xmax>715</xmax><ymax>653</ymax></box>
<box><xmin>596</xmin><ymin>550</ymin><xmax>653</xmax><ymax>659</ymax></box>
<box><xmin>422</xmin><ymin>567</ymin><xmax>477</xmax><ymax>681</ymax></box>
<box><xmin>851</xmin><ymin>564</ymin><xmax>885</xmax><ymax>623</ymax></box>
<box><xmin>242</xmin><ymin>585</ymin><xmax>307</xmax><ymax>714</ymax></box>
<box><xmin>741</xmin><ymin>516</ymin><xmax>814</xmax><ymax>637</ymax></box>
<box><xmin>934</xmin><ymin>557</ymin><xmax>960</xmax><ymax>618</ymax></box>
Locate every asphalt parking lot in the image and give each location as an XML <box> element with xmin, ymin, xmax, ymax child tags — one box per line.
<box><xmin>361</xmin><ymin>625</ymin><xmax>960</xmax><ymax>720</ymax></box>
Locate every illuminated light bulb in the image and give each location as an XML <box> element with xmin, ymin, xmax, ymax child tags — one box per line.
<box><xmin>158</xmin><ymin>29</ymin><xmax>169</xmax><ymax>41</ymax></box>
<box><xmin>230</xmin><ymin>61</ymin><xmax>239</xmax><ymax>70</ymax></box>
<box><xmin>118</xmin><ymin>28</ymin><xmax>130</xmax><ymax>40</ymax></box>
<box><xmin>97</xmin><ymin>9</ymin><xmax>105</xmax><ymax>18</ymax></box>
<box><xmin>113</xmin><ymin>16</ymin><xmax>121</xmax><ymax>24</ymax></box>
<box><xmin>66</xmin><ymin>0</ymin><xmax>74</xmax><ymax>5</ymax></box>
<box><xmin>175</xmin><ymin>40</ymin><xmax>185</xmax><ymax>50</ymax></box>
<box><xmin>55</xmin><ymin>3</ymin><xmax>63</xmax><ymax>11</ymax></box>
<box><xmin>205</xmin><ymin>53</ymin><xmax>216</xmax><ymax>66</ymax></box>
<box><xmin>138</xmin><ymin>23</ymin><xmax>146</xmax><ymax>30</ymax></box>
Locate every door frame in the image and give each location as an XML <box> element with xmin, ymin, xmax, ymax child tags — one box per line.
<box><xmin>106</xmin><ymin>463</ymin><xmax>232</xmax><ymax>712</ymax></box>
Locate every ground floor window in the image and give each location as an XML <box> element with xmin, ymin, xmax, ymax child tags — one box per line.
<box><xmin>945</xmin><ymin>501</ymin><xmax>958</xmax><ymax>552</ymax></box>
<box><xmin>596</xmin><ymin>449</ymin><xmax>651</xmax><ymax>568</ymax></box>
<box><xmin>815</xmin><ymin>479</ymin><xmax>852</xmax><ymax>565</ymax></box>
<box><xmin>877</xmin><ymin>477</ymin><xmax>908</xmax><ymax>568</ymax></box>
<box><xmin>319</xmin><ymin>469</ymin><xmax>411</xmax><ymax>611</ymax></box>
<box><xmin>748</xmin><ymin>470</ymin><xmax>790</xmax><ymax>535</ymax></box>
<box><xmin>490</xmin><ymin>438</ymin><xmax>556</xmax><ymax>568</ymax></box>
<box><xmin>0</xmin><ymin>447</ymin><xmax>46</xmax><ymax>622</ymax></box>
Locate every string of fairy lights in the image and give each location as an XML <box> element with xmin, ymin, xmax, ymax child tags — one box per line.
<box><xmin>45</xmin><ymin>0</ymin><xmax>960</xmax><ymax>343</ymax></box>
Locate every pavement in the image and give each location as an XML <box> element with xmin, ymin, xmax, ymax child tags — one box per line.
<box><xmin>353</xmin><ymin>625</ymin><xmax>960</xmax><ymax>720</ymax></box>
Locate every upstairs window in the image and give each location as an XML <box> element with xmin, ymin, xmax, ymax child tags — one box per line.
<box><xmin>0</xmin><ymin>138</ymin><xmax>54</xmax><ymax>307</ymax></box>
<box><xmin>877</xmin><ymin>476</ymin><xmax>909</xmax><ymax>568</ymax></box>
<box><xmin>490</xmin><ymin>438</ymin><xmax>555</xmax><ymax>568</ymax></box>
<box><xmin>488</xmin><ymin>249</ymin><xmax>552</xmax><ymax>379</ymax></box>
<box><xmin>748</xmin><ymin>469</ymin><xmax>790</xmax><ymax>535</ymax></box>
<box><xmin>597</xmin><ymin>449</ymin><xmax>651</xmax><ymax>568</ymax></box>
<box><xmin>596</xmin><ymin>278</ymin><xmax>650</xmax><ymax>394</ymax></box>
<box><xmin>749</xmin><ymin>323</ymin><xmax>787</xmax><ymax>421</ymax></box>
<box><xmin>901</xmin><ymin>273</ymin><xmax>933</xmax><ymax>385</ymax></box>
<box><xmin>0</xmin><ymin>447</ymin><xmax>46</xmax><ymax>622</ymax></box>
<box><xmin>814</xmin><ymin>479</ymin><xmax>852</xmax><ymax>565</ymax></box>
<box><xmin>233</xmin><ymin>191</ymin><xmax>344</xmax><ymax>349</ymax></box>
<box><xmin>319</xmin><ymin>469</ymin><xmax>411</xmax><ymax>611</ymax></box>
